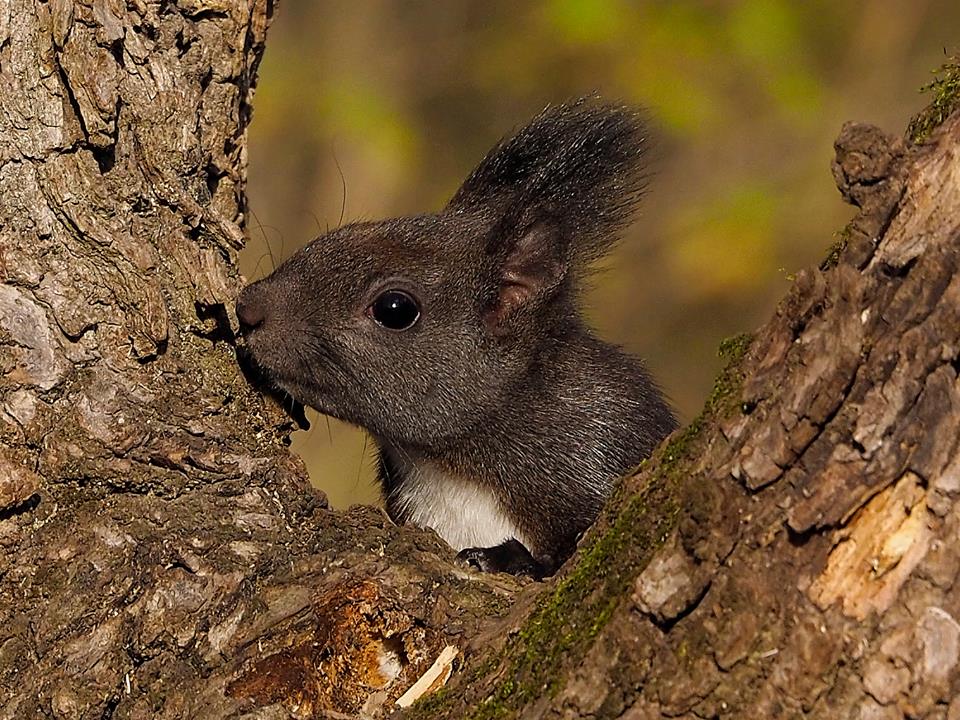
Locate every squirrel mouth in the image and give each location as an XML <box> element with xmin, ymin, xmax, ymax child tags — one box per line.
<box><xmin>235</xmin><ymin>344</ymin><xmax>311</xmax><ymax>430</ymax></box>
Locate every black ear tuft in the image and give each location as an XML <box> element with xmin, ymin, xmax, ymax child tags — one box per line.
<box><xmin>447</xmin><ymin>98</ymin><xmax>650</xmax><ymax>269</ymax></box>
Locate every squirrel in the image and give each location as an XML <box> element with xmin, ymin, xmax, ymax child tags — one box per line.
<box><xmin>236</xmin><ymin>99</ymin><xmax>678</xmax><ymax>579</ymax></box>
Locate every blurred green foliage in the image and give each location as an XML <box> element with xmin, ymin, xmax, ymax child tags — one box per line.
<box><xmin>242</xmin><ymin>0</ymin><xmax>960</xmax><ymax>508</ymax></box>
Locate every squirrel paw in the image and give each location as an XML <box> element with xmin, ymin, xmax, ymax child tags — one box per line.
<box><xmin>455</xmin><ymin>538</ymin><xmax>547</xmax><ymax>580</ymax></box>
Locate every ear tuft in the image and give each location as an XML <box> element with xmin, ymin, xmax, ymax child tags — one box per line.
<box><xmin>448</xmin><ymin>98</ymin><xmax>650</xmax><ymax>270</ymax></box>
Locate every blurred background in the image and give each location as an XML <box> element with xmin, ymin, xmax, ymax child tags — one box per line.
<box><xmin>242</xmin><ymin>0</ymin><xmax>959</xmax><ymax>508</ymax></box>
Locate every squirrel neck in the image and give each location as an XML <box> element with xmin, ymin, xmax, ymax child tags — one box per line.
<box><xmin>377</xmin><ymin>316</ymin><xmax>677</xmax><ymax>560</ymax></box>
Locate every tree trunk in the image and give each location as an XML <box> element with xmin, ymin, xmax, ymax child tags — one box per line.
<box><xmin>0</xmin><ymin>3</ymin><xmax>511</xmax><ymax>718</ymax></box>
<box><xmin>411</xmin><ymin>110</ymin><xmax>960</xmax><ymax>719</ymax></box>
<box><xmin>1</xmin><ymin>3</ymin><xmax>958</xmax><ymax>719</ymax></box>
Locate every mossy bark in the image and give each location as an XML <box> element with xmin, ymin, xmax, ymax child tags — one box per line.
<box><xmin>407</xmin><ymin>112</ymin><xmax>960</xmax><ymax>719</ymax></box>
<box><xmin>3</xmin><ymin>3</ymin><xmax>960</xmax><ymax>720</ymax></box>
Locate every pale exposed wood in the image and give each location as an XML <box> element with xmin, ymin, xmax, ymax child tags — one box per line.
<box><xmin>395</xmin><ymin>645</ymin><xmax>458</xmax><ymax>709</ymax></box>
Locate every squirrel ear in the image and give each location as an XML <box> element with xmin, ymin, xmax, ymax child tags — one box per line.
<box><xmin>484</xmin><ymin>222</ymin><xmax>567</xmax><ymax>334</ymax></box>
<box><xmin>447</xmin><ymin>99</ymin><xmax>649</xmax><ymax>272</ymax></box>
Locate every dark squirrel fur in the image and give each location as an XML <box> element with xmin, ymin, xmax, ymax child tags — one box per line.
<box><xmin>237</xmin><ymin>99</ymin><xmax>677</xmax><ymax>578</ymax></box>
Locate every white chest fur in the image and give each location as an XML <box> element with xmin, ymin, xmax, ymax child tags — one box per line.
<box><xmin>386</xmin><ymin>451</ymin><xmax>525</xmax><ymax>552</ymax></box>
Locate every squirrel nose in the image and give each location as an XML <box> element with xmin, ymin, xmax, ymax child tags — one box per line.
<box><xmin>236</xmin><ymin>291</ymin><xmax>267</xmax><ymax>333</ymax></box>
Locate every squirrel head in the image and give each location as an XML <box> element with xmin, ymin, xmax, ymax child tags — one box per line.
<box><xmin>237</xmin><ymin>99</ymin><xmax>650</xmax><ymax>447</ymax></box>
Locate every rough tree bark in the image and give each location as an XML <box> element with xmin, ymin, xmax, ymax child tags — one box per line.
<box><xmin>1</xmin><ymin>2</ymin><xmax>958</xmax><ymax>719</ymax></box>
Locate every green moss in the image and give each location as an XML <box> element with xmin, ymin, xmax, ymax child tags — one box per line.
<box><xmin>404</xmin><ymin>478</ymin><xmax>679</xmax><ymax>720</ymax></box>
<box><xmin>710</xmin><ymin>333</ymin><xmax>752</xmax><ymax>411</ymax></box>
<box><xmin>907</xmin><ymin>54</ymin><xmax>960</xmax><ymax>144</ymax></box>
<box><xmin>461</xmin><ymin>481</ymin><xmax>680</xmax><ymax>720</ymax></box>
<box><xmin>658</xmin><ymin>332</ymin><xmax>751</xmax><ymax>489</ymax></box>
<box><xmin>409</xmin><ymin>333</ymin><xmax>754</xmax><ymax>719</ymax></box>
<box><xmin>819</xmin><ymin>224</ymin><xmax>851</xmax><ymax>270</ymax></box>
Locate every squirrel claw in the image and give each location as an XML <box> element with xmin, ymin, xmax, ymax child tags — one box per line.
<box><xmin>455</xmin><ymin>539</ymin><xmax>547</xmax><ymax>580</ymax></box>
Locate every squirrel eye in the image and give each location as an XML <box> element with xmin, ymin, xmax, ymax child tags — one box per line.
<box><xmin>369</xmin><ymin>289</ymin><xmax>421</xmax><ymax>331</ymax></box>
